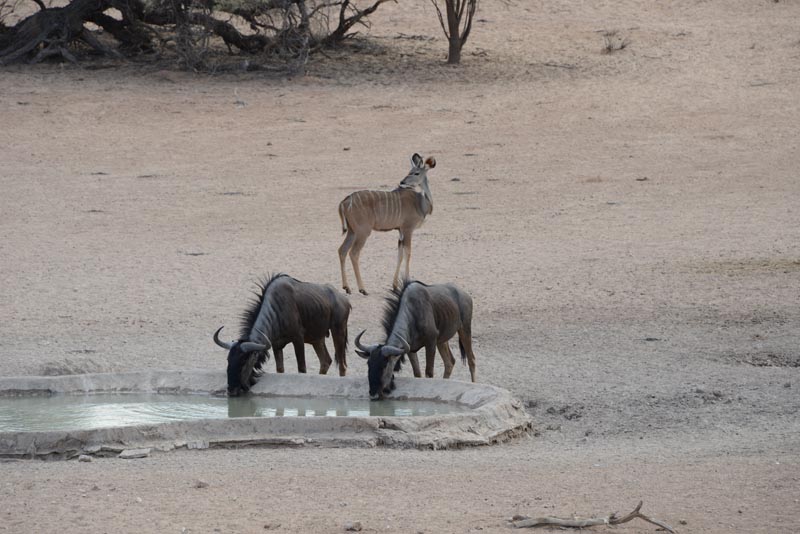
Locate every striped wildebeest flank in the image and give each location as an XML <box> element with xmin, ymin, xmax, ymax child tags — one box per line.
<box><xmin>212</xmin><ymin>274</ymin><xmax>351</xmax><ymax>396</ymax></box>
<box><xmin>337</xmin><ymin>153</ymin><xmax>436</xmax><ymax>296</ymax></box>
<box><xmin>354</xmin><ymin>280</ymin><xmax>477</xmax><ymax>400</ymax></box>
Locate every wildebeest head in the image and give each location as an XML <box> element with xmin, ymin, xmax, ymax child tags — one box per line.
<box><xmin>213</xmin><ymin>326</ymin><xmax>270</xmax><ymax>397</ymax></box>
<box><xmin>400</xmin><ymin>153</ymin><xmax>436</xmax><ymax>190</ymax></box>
<box><xmin>354</xmin><ymin>330</ymin><xmax>410</xmax><ymax>400</ymax></box>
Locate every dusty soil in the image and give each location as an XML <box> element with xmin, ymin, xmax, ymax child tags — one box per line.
<box><xmin>1</xmin><ymin>0</ymin><xmax>799</xmax><ymax>532</ymax></box>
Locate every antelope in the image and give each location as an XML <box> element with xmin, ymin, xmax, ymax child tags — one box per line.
<box><xmin>212</xmin><ymin>273</ymin><xmax>351</xmax><ymax>396</ymax></box>
<box><xmin>354</xmin><ymin>279</ymin><xmax>477</xmax><ymax>400</ymax></box>
<box><xmin>337</xmin><ymin>153</ymin><xmax>436</xmax><ymax>295</ymax></box>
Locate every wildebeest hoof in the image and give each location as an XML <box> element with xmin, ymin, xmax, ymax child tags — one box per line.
<box><xmin>359</xmin><ymin>289</ymin><xmax>368</xmax><ymax>296</ymax></box>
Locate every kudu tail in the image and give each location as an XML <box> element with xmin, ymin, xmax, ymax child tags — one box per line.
<box><xmin>338</xmin><ymin>199</ymin><xmax>348</xmax><ymax>235</ymax></box>
<box><xmin>459</xmin><ymin>338</ymin><xmax>467</xmax><ymax>365</ymax></box>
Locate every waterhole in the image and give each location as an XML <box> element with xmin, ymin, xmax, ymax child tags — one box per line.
<box><xmin>0</xmin><ymin>393</ymin><xmax>469</xmax><ymax>432</ymax></box>
<box><xmin>0</xmin><ymin>372</ymin><xmax>532</xmax><ymax>456</ymax></box>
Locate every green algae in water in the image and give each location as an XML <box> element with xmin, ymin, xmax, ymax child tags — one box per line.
<box><xmin>0</xmin><ymin>393</ymin><xmax>468</xmax><ymax>432</ymax></box>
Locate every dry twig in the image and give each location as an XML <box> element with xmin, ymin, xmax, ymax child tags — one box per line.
<box><xmin>512</xmin><ymin>501</ymin><xmax>675</xmax><ymax>533</ymax></box>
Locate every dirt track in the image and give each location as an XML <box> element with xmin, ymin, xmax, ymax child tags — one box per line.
<box><xmin>1</xmin><ymin>0</ymin><xmax>799</xmax><ymax>532</ymax></box>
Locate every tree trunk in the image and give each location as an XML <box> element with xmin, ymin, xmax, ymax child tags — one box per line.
<box><xmin>445</xmin><ymin>0</ymin><xmax>461</xmax><ymax>64</ymax></box>
<box><xmin>0</xmin><ymin>0</ymin><xmax>113</xmax><ymax>64</ymax></box>
<box><xmin>447</xmin><ymin>35</ymin><xmax>461</xmax><ymax>64</ymax></box>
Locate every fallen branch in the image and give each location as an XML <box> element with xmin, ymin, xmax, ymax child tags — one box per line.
<box><xmin>512</xmin><ymin>501</ymin><xmax>675</xmax><ymax>533</ymax></box>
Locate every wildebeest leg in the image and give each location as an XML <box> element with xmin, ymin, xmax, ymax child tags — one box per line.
<box><xmin>338</xmin><ymin>229</ymin><xmax>357</xmax><ymax>294</ymax></box>
<box><xmin>332</xmin><ymin>326</ymin><xmax>348</xmax><ymax>376</ymax></box>
<box><xmin>437</xmin><ymin>341</ymin><xmax>456</xmax><ymax>379</ymax></box>
<box><xmin>458</xmin><ymin>327</ymin><xmax>477</xmax><ymax>383</ymax></box>
<box><xmin>349</xmin><ymin>231</ymin><xmax>370</xmax><ymax>295</ymax></box>
<box><xmin>274</xmin><ymin>347</ymin><xmax>285</xmax><ymax>373</ymax></box>
<box><xmin>408</xmin><ymin>351</ymin><xmax>422</xmax><ymax>378</ymax></box>
<box><xmin>293</xmin><ymin>338</ymin><xmax>307</xmax><ymax>373</ymax></box>
<box><xmin>311</xmin><ymin>340</ymin><xmax>332</xmax><ymax>375</ymax></box>
<box><xmin>424</xmin><ymin>343</ymin><xmax>437</xmax><ymax>378</ymax></box>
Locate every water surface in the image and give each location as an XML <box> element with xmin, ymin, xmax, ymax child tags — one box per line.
<box><xmin>0</xmin><ymin>393</ymin><xmax>467</xmax><ymax>432</ymax></box>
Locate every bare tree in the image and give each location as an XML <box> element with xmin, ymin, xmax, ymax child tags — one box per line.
<box><xmin>429</xmin><ymin>0</ymin><xmax>477</xmax><ymax>64</ymax></box>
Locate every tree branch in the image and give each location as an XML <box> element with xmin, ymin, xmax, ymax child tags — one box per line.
<box><xmin>512</xmin><ymin>501</ymin><xmax>676</xmax><ymax>533</ymax></box>
<box><xmin>428</xmin><ymin>0</ymin><xmax>448</xmax><ymax>38</ymax></box>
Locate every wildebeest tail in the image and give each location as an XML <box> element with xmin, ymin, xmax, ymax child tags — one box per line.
<box><xmin>459</xmin><ymin>338</ymin><xmax>467</xmax><ymax>365</ymax></box>
<box><xmin>334</xmin><ymin>323</ymin><xmax>349</xmax><ymax>367</ymax></box>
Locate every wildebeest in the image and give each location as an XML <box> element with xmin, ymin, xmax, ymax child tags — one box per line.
<box><xmin>212</xmin><ymin>273</ymin><xmax>351</xmax><ymax>396</ymax></box>
<box><xmin>337</xmin><ymin>153</ymin><xmax>436</xmax><ymax>295</ymax></box>
<box><xmin>354</xmin><ymin>280</ymin><xmax>477</xmax><ymax>400</ymax></box>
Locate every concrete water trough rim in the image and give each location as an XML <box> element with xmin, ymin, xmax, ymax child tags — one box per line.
<box><xmin>0</xmin><ymin>370</ymin><xmax>532</xmax><ymax>459</ymax></box>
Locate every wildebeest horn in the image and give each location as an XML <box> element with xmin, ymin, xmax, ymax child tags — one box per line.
<box><xmin>382</xmin><ymin>346</ymin><xmax>405</xmax><ymax>357</ymax></box>
<box><xmin>213</xmin><ymin>326</ymin><xmax>234</xmax><ymax>350</ymax></box>
<box><xmin>240</xmin><ymin>339</ymin><xmax>269</xmax><ymax>353</ymax></box>
<box><xmin>396</xmin><ymin>334</ymin><xmax>411</xmax><ymax>353</ymax></box>
<box><xmin>355</xmin><ymin>330</ymin><xmax>378</xmax><ymax>355</ymax></box>
<box><xmin>382</xmin><ymin>334</ymin><xmax>410</xmax><ymax>357</ymax></box>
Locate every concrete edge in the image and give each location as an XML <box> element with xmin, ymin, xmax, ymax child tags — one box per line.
<box><xmin>0</xmin><ymin>370</ymin><xmax>533</xmax><ymax>459</ymax></box>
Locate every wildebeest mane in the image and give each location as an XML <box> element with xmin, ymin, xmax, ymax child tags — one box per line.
<box><xmin>381</xmin><ymin>278</ymin><xmax>435</xmax><ymax>337</ymax></box>
<box><xmin>381</xmin><ymin>279</ymin><xmax>410</xmax><ymax>340</ymax></box>
<box><xmin>381</xmin><ymin>279</ymin><xmax>432</xmax><ymax>371</ymax></box>
<box><xmin>239</xmin><ymin>273</ymin><xmax>288</xmax><ymax>339</ymax></box>
<box><xmin>237</xmin><ymin>273</ymin><xmax>295</xmax><ymax>375</ymax></box>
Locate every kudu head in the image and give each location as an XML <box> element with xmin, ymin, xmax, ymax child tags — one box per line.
<box><xmin>213</xmin><ymin>326</ymin><xmax>270</xmax><ymax>397</ymax></box>
<box><xmin>354</xmin><ymin>330</ymin><xmax>410</xmax><ymax>400</ymax></box>
<box><xmin>400</xmin><ymin>153</ymin><xmax>436</xmax><ymax>191</ymax></box>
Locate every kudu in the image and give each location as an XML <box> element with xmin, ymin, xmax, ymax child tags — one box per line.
<box><xmin>212</xmin><ymin>274</ymin><xmax>351</xmax><ymax>396</ymax></box>
<box><xmin>338</xmin><ymin>153</ymin><xmax>436</xmax><ymax>295</ymax></box>
<box><xmin>354</xmin><ymin>280</ymin><xmax>477</xmax><ymax>400</ymax></box>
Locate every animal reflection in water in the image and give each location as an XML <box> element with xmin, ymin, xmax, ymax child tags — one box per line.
<box><xmin>226</xmin><ymin>398</ymin><xmax>352</xmax><ymax>418</ymax></box>
<box><xmin>224</xmin><ymin>396</ymin><xmax>464</xmax><ymax>418</ymax></box>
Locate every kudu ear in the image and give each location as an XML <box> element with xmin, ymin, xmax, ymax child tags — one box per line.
<box><xmin>424</xmin><ymin>157</ymin><xmax>436</xmax><ymax>169</ymax></box>
<box><xmin>411</xmin><ymin>153</ymin><xmax>423</xmax><ymax>168</ymax></box>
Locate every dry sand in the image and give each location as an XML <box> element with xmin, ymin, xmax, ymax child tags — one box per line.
<box><xmin>1</xmin><ymin>0</ymin><xmax>799</xmax><ymax>532</ymax></box>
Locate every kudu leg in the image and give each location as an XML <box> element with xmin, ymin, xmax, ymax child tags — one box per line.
<box><xmin>274</xmin><ymin>348</ymin><xmax>285</xmax><ymax>373</ymax></box>
<box><xmin>392</xmin><ymin>233</ymin><xmax>404</xmax><ymax>290</ymax></box>
<box><xmin>338</xmin><ymin>230</ymin><xmax>357</xmax><ymax>294</ymax></box>
<box><xmin>311</xmin><ymin>340</ymin><xmax>332</xmax><ymax>375</ymax></box>
<box><xmin>437</xmin><ymin>341</ymin><xmax>456</xmax><ymax>379</ymax></box>
<box><xmin>402</xmin><ymin>232</ymin><xmax>413</xmax><ymax>282</ymax></box>
<box><xmin>293</xmin><ymin>338</ymin><xmax>307</xmax><ymax>373</ymax></box>
<box><xmin>349</xmin><ymin>232</ymin><xmax>370</xmax><ymax>295</ymax></box>
<box><xmin>408</xmin><ymin>351</ymin><xmax>422</xmax><ymax>378</ymax></box>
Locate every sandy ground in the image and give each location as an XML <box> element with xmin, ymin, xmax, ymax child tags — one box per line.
<box><xmin>1</xmin><ymin>0</ymin><xmax>800</xmax><ymax>532</ymax></box>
